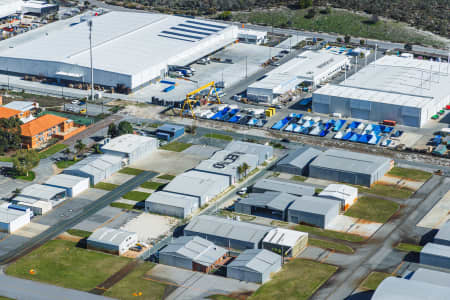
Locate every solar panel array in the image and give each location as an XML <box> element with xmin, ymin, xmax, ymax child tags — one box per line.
<box><xmin>158</xmin><ymin>19</ymin><xmax>226</xmax><ymax>42</ymax></box>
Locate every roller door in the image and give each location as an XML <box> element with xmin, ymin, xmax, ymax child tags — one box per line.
<box><xmin>350</xmin><ymin>100</ymin><xmax>371</xmax><ymax>120</ymax></box>
<box><xmin>402</xmin><ymin>107</ymin><xmax>420</xmax><ymax>127</ymax></box>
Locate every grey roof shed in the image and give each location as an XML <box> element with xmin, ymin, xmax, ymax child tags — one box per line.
<box><xmin>145</xmin><ymin>191</ymin><xmax>198</xmax><ymax>218</ymax></box>
<box><xmin>372</xmin><ymin>277</ymin><xmax>450</xmax><ymax>300</ymax></box>
<box><xmin>225</xmin><ymin>141</ymin><xmax>273</xmax><ymax>165</ymax></box>
<box><xmin>235</xmin><ymin>192</ymin><xmax>298</xmax><ymax>221</ymax></box>
<box><xmin>252</xmin><ymin>178</ymin><xmax>315</xmax><ymax>197</ymax></box>
<box><xmin>434</xmin><ymin>220</ymin><xmax>450</xmax><ymax>246</ymax></box>
<box><xmin>87</xmin><ymin>227</ymin><xmax>137</xmax><ymax>255</ymax></box>
<box><xmin>273</xmin><ymin>147</ymin><xmax>322</xmax><ymax>176</ymax></box>
<box><xmin>63</xmin><ymin>154</ymin><xmax>123</xmax><ymax>185</ymax></box>
<box><xmin>101</xmin><ymin>134</ymin><xmax>158</xmax><ymax>164</ymax></box>
<box><xmin>409</xmin><ymin>268</ymin><xmax>450</xmax><ymax>288</ymax></box>
<box><xmin>420</xmin><ymin>242</ymin><xmax>450</xmax><ymax>269</ymax></box>
<box><xmin>287</xmin><ymin>196</ymin><xmax>339</xmax><ymax>229</ymax></box>
<box><xmin>227</xmin><ymin>249</ymin><xmax>281</xmax><ymax>283</ymax></box>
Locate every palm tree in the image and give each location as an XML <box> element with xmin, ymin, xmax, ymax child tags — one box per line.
<box><xmin>237</xmin><ymin>165</ymin><xmax>243</xmax><ymax>180</ymax></box>
<box><xmin>74</xmin><ymin>140</ymin><xmax>86</xmax><ymax>155</ymax></box>
<box><xmin>63</xmin><ymin>148</ymin><xmax>71</xmax><ymax>160</ymax></box>
<box><xmin>242</xmin><ymin>162</ymin><xmax>250</xmax><ymax>177</ymax></box>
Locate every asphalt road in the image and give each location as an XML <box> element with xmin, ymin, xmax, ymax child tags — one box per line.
<box><xmin>0</xmin><ymin>171</ymin><xmax>157</xmax><ymax>265</ymax></box>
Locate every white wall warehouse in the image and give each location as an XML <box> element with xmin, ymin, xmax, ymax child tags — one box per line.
<box><xmin>63</xmin><ymin>154</ymin><xmax>123</xmax><ymax>185</ymax></box>
<box><xmin>145</xmin><ymin>191</ymin><xmax>199</xmax><ymax>218</ymax></box>
<box><xmin>0</xmin><ymin>207</ymin><xmax>31</xmax><ymax>233</ymax></box>
<box><xmin>44</xmin><ymin>174</ymin><xmax>90</xmax><ymax>197</ymax></box>
<box><xmin>87</xmin><ymin>227</ymin><xmax>137</xmax><ymax>255</ymax></box>
<box><xmin>312</xmin><ymin>55</ymin><xmax>450</xmax><ymax>127</ymax></box>
<box><xmin>101</xmin><ymin>134</ymin><xmax>158</xmax><ymax>165</ymax></box>
<box><xmin>0</xmin><ymin>11</ymin><xmax>238</xmax><ymax>90</ymax></box>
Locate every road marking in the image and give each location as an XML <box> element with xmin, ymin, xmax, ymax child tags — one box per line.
<box><xmin>391</xmin><ymin>262</ymin><xmax>404</xmax><ymax>276</ymax></box>
<box><xmin>320</xmin><ymin>250</ymin><xmax>335</xmax><ymax>263</ymax></box>
<box><xmin>93</xmin><ymin>210</ymin><xmax>127</xmax><ymax>232</ymax></box>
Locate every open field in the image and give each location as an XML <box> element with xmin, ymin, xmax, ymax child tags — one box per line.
<box><xmin>292</xmin><ymin>224</ymin><xmax>366</xmax><ymax>243</ymax></box>
<box><xmin>141</xmin><ymin>181</ymin><xmax>166</xmax><ymax>190</ymax></box>
<box><xmin>388</xmin><ymin>167</ymin><xmax>432</xmax><ymax>182</ymax></box>
<box><xmin>66</xmin><ymin>229</ymin><xmax>92</xmax><ymax>239</ymax></box>
<box><xmin>104</xmin><ymin>262</ymin><xmax>167</xmax><ymax>300</ymax></box>
<box><xmin>203</xmin><ymin>133</ymin><xmax>233</xmax><ymax>141</ymax></box>
<box><xmin>123</xmin><ymin>191</ymin><xmax>151</xmax><ymax>202</ymax></box>
<box><xmin>119</xmin><ymin>167</ymin><xmax>145</xmax><ymax>176</ymax></box>
<box><xmin>359</xmin><ymin>272</ymin><xmax>392</xmax><ymax>290</ymax></box>
<box><xmin>250</xmin><ymin>259</ymin><xmax>337</xmax><ymax>300</ymax></box>
<box><xmin>232</xmin><ymin>8</ymin><xmax>445</xmax><ymax>48</ymax></box>
<box><xmin>5</xmin><ymin>240</ymin><xmax>130</xmax><ymax>291</ymax></box>
<box><xmin>345</xmin><ymin>196</ymin><xmax>400</xmax><ymax>223</ymax></box>
<box><xmin>94</xmin><ymin>182</ymin><xmax>119</xmax><ymax>191</ymax></box>
<box><xmin>357</xmin><ymin>184</ymin><xmax>414</xmax><ymax>199</ymax></box>
<box><xmin>160</xmin><ymin>142</ymin><xmax>192</xmax><ymax>152</ymax></box>
<box><xmin>394</xmin><ymin>243</ymin><xmax>423</xmax><ymax>253</ymax></box>
<box><xmin>38</xmin><ymin>144</ymin><xmax>67</xmax><ymax>159</ymax></box>
<box><xmin>309</xmin><ymin>238</ymin><xmax>354</xmax><ymax>254</ymax></box>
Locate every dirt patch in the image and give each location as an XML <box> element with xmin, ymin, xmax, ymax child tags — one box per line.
<box><xmin>56</xmin><ymin>233</ymin><xmax>83</xmax><ymax>243</ymax></box>
<box><xmin>93</xmin><ymin>260</ymin><xmax>140</xmax><ymax>294</ymax></box>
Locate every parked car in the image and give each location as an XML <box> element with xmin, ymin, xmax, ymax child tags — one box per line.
<box><xmin>71</xmin><ymin>100</ymin><xmax>80</xmax><ymax>105</ymax></box>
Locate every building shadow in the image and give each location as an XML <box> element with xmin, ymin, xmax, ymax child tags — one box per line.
<box><xmin>344</xmin><ymin>290</ymin><xmax>374</xmax><ymax>300</ymax></box>
<box><xmin>420</xmin><ymin>229</ymin><xmax>438</xmax><ymax>245</ymax></box>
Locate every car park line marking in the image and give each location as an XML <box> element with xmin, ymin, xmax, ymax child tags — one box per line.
<box><xmin>391</xmin><ymin>262</ymin><xmax>404</xmax><ymax>275</ymax></box>
<box><xmin>93</xmin><ymin>210</ymin><xmax>127</xmax><ymax>231</ymax></box>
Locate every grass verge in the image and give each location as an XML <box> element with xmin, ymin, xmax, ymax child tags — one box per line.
<box><xmin>38</xmin><ymin>144</ymin><xmax>67</xmax><ymax>159</ymax></box>
<box><xmin>394</xmin><ymin>243</ymin><xmax>423</xmax><ymax>253</ymax></box>
<box><xmin>14</xmin><ymin>171</ymin><xmax>35</xmax><ymax>181</ymax></box>
<box><xmin>344</xmin><ymin>196</ymin><xmax>400</xmax><ymax>223</ymax></box>
<box><xmin>5</xmin><ymin>240</ymin><xmax>130</xmax><ymax>291</ymax></box>
<box><xmin>388</xmin><ymin>167</ymin><xmax>432</xmax><ymax>182</ymax></box>
<box><xmin>119</xmin><ymin>167</ymin><xmax>144</xmax><ymax>176</ymax></box>
<box><xmin>160</xmin><ymin>141</ymin><xmax>192</xmax><ymax>152</ymax></box>
<box><xmin>0</xmin><ymin>156</ymin><xmax>13</xmax><ymax>162</ymax></box>
<box><xmin>356</xmin><ymin>184</ymin><xmax>414</xmax><ymax>199</ymax></box>
<box><xmin>204</xmin><ymin>133</ymin><xmax>233</xmax><ymax>141</ymax></box>
<box><xmin>94</xmin><ymin>182</ymin><xmax>119</xmax><ymax>191</ymax></box>
<box><xmin>293</xmin><ymin>224</ymin><xmax>365</xmax><ymax>243</ymax></box>
<box><xmin>66</xmin><ymin>229</ymin><xmax>92</xmax><ymax>239</ymax></box>
<box><xmin>110</xmin><ymin>202</ymin><xmax>136</xmax><ymax>210</ymax></box>
<box><xmin>291</xmin><ymin>175</ymin><xmax>307</xmax><ymax>182</ymax></box>
<box><xmin>157</xmin><ymin>174</ymin><xmax>175</xmax><ymax>181</ymax></box>
<box><xmin>56</xmin><ymin>160</ymin><xmax>77</xmax><ymax>169</ymax></box>
<box><xmin>104</xmin><ymin>262</ymin><xmax>166</xmax><ymax>300</ymax></box>
<box><xmin>309</xmin><ymin>238</ymin><xmax>354</xmax><ymax>254</ymax></box>
<box><xmin>140</xmin><ymin>181</ymin><xmax>166</xmax><ymax>190</ymax></box>
<box><xmin>359</xmin><ymin>272</ymin><xmax>391</xmax><ymax>290</ymax></box>
<box><xmin>249</xmin><ymin>259</ymin><xmax>337</xmax><ymax>300</ymax></box>
<box><xmin>123</xmin><ymin>191</ymin><xmax>151</xmax><ymax>202</ymax></box>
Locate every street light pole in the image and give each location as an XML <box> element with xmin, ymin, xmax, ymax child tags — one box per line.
<box><xmin>88</xmin><ymin>18</ymin><xmax>94</xmax><ymax>117</ymax></box>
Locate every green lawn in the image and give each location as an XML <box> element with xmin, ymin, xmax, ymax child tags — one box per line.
<box><xmin>293</xmin><ymin>224</ymin><xmax>365</xmax><ymax>243</ymax></box>
<box><xmin>5</xmin><ymin>240</ymin><xmax>130</xmax><ymax>291</ymax></box>
<box><xmin>309</xmin><ymin>238</ymin><xmax>354</xmax><ymax>254</ymax></box>
<box><xmin>388</xmin><ymin>167</ymin><xmax>432</xmax><ymax>182</ymax></box>
<box><xmin>94</xmin><ymin>182</ymin><xmax>119</xmax><ymax>191</ymax></box>
<box><xmin>140</xmin><ymin>181</ymin><xmax>166</xmax><ymax>190</ymax></box>
<box><xmin>14</xmin><ymin>171</ymin><xmax>35</xmax><ymax>181</ymax></box>
<box><xmin>356</xmin><ymin>184</ymin><xmax>414</xmax><ymax>199</ymax></box>
<box><xmin>250</xmin><ymin>259</ymin><xmax>338</xmax><ymax>300</ymax></box>
<box><xmin>160</xmin><ymin>141</ymin><xmax>192</xmax><ymax>152</ymax></box>
<box><xmin>344</xmin><ymin>196</ymin><xmax>400</xmax><ymax>223</ymax></box>
<box><xmin>56</xmin><ymin>160</ymin><xmax>77</xmax><ymax>169</ymax></box>
<box><xmin>119</xmin><ymin>167</ymin><xmax>145</xmax><ymax>176</ymax></box>
<box><xmin>38</xmin><ymin>144</ymin><xmax>67</xmax><ymax>159</ymax></box>
<box><xmin>123</xmin><ymin>191</ymin><xmax>151</xmax><ymax>202</ymax></box>
<box><xmin>394</xmin><ymin>243</ymin><xmax>423</xmax><ymax>253</ymax></box>
<box><xmin>157</xmin><ymin>174</ymin><xmax>176</xmax><ymax>181</ymax></box>
<box><xmin>105</xmin><ymin>262</ymin><xmax>166</xmax><ymax>300</ymax></box>
<box><xmin>0</xmin><ymin>297</ymin><xmax>15</xmax><ymax>300</ymax></box>
<box><xmin>359</xmin><ymin>272</ymin><xmax>392</xmax><ymax>290</ymax></box>
<box><xmin>315</xmin><ymin>188</ymin><xmax>324</xmax><ymax>195</ymax></box>
<box><xmin>203</xmin><ymin>133</ymin><xmax>233</xmax><ymax>141</ymax></box>
<box><xmin>110</xmin><ymin>202</ymin><xmax>136</xmax><ymax>210</ymax></box>
<box><xmin>66</xmin><ymin>229</ymin><xmax>92</xmax><ymax>239</ymax></box>
<box><xmin>291</xmin><ymin>175</ymin><xmax>307</xmax><ymax>182</ymax></box>
<box><xmin>0</xmin><ymin>156</ymin><xmax>13</xmax><ymax>162</ymax></box>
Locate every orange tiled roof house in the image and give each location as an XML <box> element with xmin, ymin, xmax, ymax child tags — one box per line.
<box><xmin>20</xmin><ymin>114</ymin><xmax>86</xmax><ymax>149</ymax></box>
<box><xmin>0</xmin><ymin>107</ymin><xmax>32</xmax><ymax>121</ymax></box>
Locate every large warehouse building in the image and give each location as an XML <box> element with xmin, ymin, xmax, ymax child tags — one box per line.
<box><xmin>247</xmin><ymin>51</ymin><xmax>349</xmax><ymax>104</ymax></box>
<box><xmin>0</xmin><ymin>11</ymin><xmax>238</xmax><ymax>91</ymax></box>
<box><xmin>273</xmin><ymin>147</ymin><xmax>322</xmax><ymax>176</ymax></box>
<box><xmin>0</xmin><ymin>206</ymin><xmax>31</xmax><ymax>233</ymax></box>
<box><xmin>309</xmin><ymin>149</ymin><xmax>393</xmax><ymax>187</ymax></box>
<box><xmin>252</xmin><ymin>178</ymin><xmax>315</xmax><ymax>197</ymax></box>
<box><xmin>101</xmin><ymin>134</ymin><xmax>158</xmax><ymax>165</ymax></box>
<box><xmin>145</xmin><ymin>191</ymin><xmax>199</xmax><ymax>219</ymax></box>
<box><xmin>44</xmin><ymin>174</ymin><xmax>89</xmax><ymax>198</ymax></box>
<box><xmin>287</xmin><ymin>195</ymin><xmax>340</xmax><ymax>229</ymax></box>
<box><xmin>312</xmin><ymin>55</ymin><xmax>450</xmax><ymax>127</ymax></box>
<box><xmin>372</xmin><ymin>277</ymin><xmax>450</xmax><ymax>300</ymax></box>
<box><xmin>87</xmin><ymin>227</ymin><xmax>137</xmax><ymax>255</ymax></box>
<box><xmin>63</xmin><ymin>154</ymin><xmax>123</xmax><ymax>185</ymax></box>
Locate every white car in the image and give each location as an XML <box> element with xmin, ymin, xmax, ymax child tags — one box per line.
<box><xmin>71</xmin><ymin>100</ymin><xmax>80</xmax><ymax>105</ymax></box>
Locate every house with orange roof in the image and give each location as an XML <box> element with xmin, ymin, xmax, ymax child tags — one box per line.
<box><xmin>20</xmin><ymin>114</ymin><xmax>86</xmax><ymax>149</ymax></box>
<box><xmin>0</xmin><ymin>106</ymin><xmax>33</xmax><ymax>123</ymax></box>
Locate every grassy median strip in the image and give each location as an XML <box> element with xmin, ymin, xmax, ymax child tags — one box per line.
<box><xmin>291</xmin><ymin>175</ymin><xmax>307</xmax><ymax>182</ymax></box>
<box><xmin>356</xmin><ymin>184</ymin><xmax>414</xmax><ymax>199</ymax></box>
<box><xmin>105</xmin><ymin>262</ymin><xmax>166</xmax><ymax>300</ymax></box>
<box><xmin>309</xmin><ymin>238</ymin><xmax>354</xmax><ymax>254</ymax></box>
<box><xmin>250</xmin><ymin>259</ymin><xmax>337</xmax><ymax>300</ymax></box>
<box><xmin>110</xmin><ymin>202</ymin><xmax>136</xmax><ymax>210</ymax></box>
<box><xmin>66</xmin><ymin>229</ymin><xmax>92</xmax><ymax>238</ymax></box>
<box><xmin>38</xmin><ymin>144</ymin><xmax>67</xmax><ymax>159</ymax></box>
<box><xmin>157</xmin><ymin>174</ymin><xmax>175</xmax><ymax>181</ymax></box>
<box><xmin>388</xmin><ymin>167</ymin><xmax>432</xmax><ymax>182</ymax></box>
<box><xmin>294</xmin><ymin>224</ymin><xmax>365</xmax><ymax>243</ymax></box>
<box><xmin>5</xmin><ymin>240</ymin><xmax>130</xmax><ymax>291</ymax></box>
<box><xmin>56</xmin><ymin>160</ymin><xmax>77</xmax><ymax>169</ymax></box>
<box><xmin>160</xmin><ymin>141</ymin><xmax>192</xmax><ymax>152</ymax></box>
<box><xmin>345</xmin><ymin>196</ymin><xmax>400</xmax><ymax>223</ymax></box>
<box><xmin>359</xmin><ymin>272</ymin><xmax>392</xmax><ymax>290</ymax></box>
<box><xmin>203</xmin><ymin>133</ymin><xmax>233</xmax><ymax>141</ymax></box>
<box><xmin>394</xmin><ymin>243</ymin><xmax>423</xmax><ymax>253</ymax></box>
<box><xmin>94</xmin><ymin>182</ymin><xmax>119</xmax><ymax>191</ymax></box>
<box><xmin>123</xmin><ymin>191</ymin><xmax>151</xmax><ymax>202</ymax></box>
<box><xmin>140</xmin><ymin>181</ymin><xmax>166</xmax><ymax>190</ymax></box>
<box><xmin>119</xmin><ymin>167</ymin><xmax>145</xmax><ymax>176</ymax></box>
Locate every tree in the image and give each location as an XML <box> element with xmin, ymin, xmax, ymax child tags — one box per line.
<box><xmin>107</xmin><ymin>123</ymin><xmax>119</xmax><ymax>138</ymax></box>
<box><xmin>360</xmin><ymin>39</ymin><xmax>366</xmax><ymax>45</ymax></box>
<box><xmin>63</xmin><ymin>148</ymin><xmax>72</xmax><ymax>159</ymax></box>
<box><xmin>370</xmin><ymin>14</ymin><xmax>379</xmax><ymax>24</ymax></box>
<box><xmin>74</xmin><ymin>139</ymin><xmax>86</xmax><ymax>155</ymax></box>
<box><xmin>305</xmin><ymin>7</ymin><xmax>316</xmax><ymax>19</ymax></box>
<box><xmin>217</xmin><ymin>11</ymin><xmax>232</xmax><ymax>20</ymax></box>
<box><xmin>298</xmin><ymin>0</ymin><xmax>312</xmax><ymax>9</ymax></box>
<box><xmin>404</xmin><ymin>43</ymin><xmax>413</xmax><ymax>51</ymax></box>
<box><xmin>344</xmin><ymin>35</ymin><xmax>351</xmax><ymax>44</ymax></box>
<box><xmin>0</xmin><ymin>117</ymin><xmax>22</xmax><ymax>153</ymax></box>
<box><xmin>93</xmin><ymin>144</ymin><xmax>103</xmax><ymax>154</ymax></box>
<box><xmin>12</xmin><ymin>149</ymin><xmax>40</xmax><ymax>177</ymax></box>
<box><xmin>242</xmin><ymin>162</ymin><xmax>250</xmax><ymax>177</ymax></box>
<box><xmin>118</xmin><ymin>121</ymin><xmax>134</xmax><ymax>136</ymax></box>
<box><xmin>336</xmin><ymin>37</ymin><xmax>343</xmax><ymax>43</ymax></box>
<box><xmin>237</xmin><ymin>165</ymin><xmax>243</xmax><ymax>180</ymax></box>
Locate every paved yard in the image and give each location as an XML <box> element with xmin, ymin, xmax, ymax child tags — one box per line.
<box><xmin>327</xmin><ymin>215</ymin><xmax>382</xmax><ymax>238</ymax></box>
<box><xmin>417</xmin><ymin>190</ymin><xmax>450</xmax><ymax>229</ymax></box>
<box><xmin>121</xmin><ymin>213</ymin><xmax>177</xmax><ymax>244</ymax></box>
<box><xmin>104</xmin><ymin>173</ymin><xmax>135</xmax><ymax>185</ymax></box>
<box><xmin>131</xmin><ymin>150</ymin><xmax>202</xmax><ymax>175</ymax></box>
<box><xmin>73</xmin><ymin>206</ymin><xmax>139</xmax><ymax>232</ymax></box>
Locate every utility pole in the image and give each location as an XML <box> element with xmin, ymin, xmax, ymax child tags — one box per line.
<box><xmin>374</xmin><ymin>44</ymin><xmax>377</xmax><ymax>65</ymax></box>
<box><xmin>87</xmin><ymin>18</ymin><xmax>94</xmax><ymax>117</ymax></box>
<box><xmin>245</xmin><ymin>56</ymin><xmax>248</xmax><ymax>79</ymax></box>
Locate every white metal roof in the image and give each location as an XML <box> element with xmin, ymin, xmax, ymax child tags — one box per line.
<box><xmin>319</xmin><ymin>184</ymin><xmax>358</xmax><ymax>203</ymax></box>
<box><xmin>15</xmin><ymin>184</ymin><xmax>66</xmax><ymax>202</ymax></box>
<box><xmin>44</xmin><ymin>174</ymin><xmax>89</xmax><ymax>188</ymax></box>
<box><xmin>0</xmin><ymin>207</ymin><xmax>27</xmax><ymax>223</ymax></box>
<box><xmin>163</xmin><ymin>170</ymin><xmax>227</xmax><ymax>198</ymax></box>
<box><xmin>372</xmin><ymin>277</ymin><xmax>450</xmax><ymax>300</ymax></box>
<box><xmin>409</xmin><ymin>268</ymin><xmax>450</xmax><ymax>288</ymax></box>
<box><xmin>88</xmin><ymin>227</ymin><xmax>136</xmax><ymax>247</ymax></box>
<box><xmin>101</xmin><ymin>134</ymin><xmax>157</xmax><ymax>155</ymax></box>
<box><xmin>145</xmin><ymin>191</ymin><xmax>197</xmax><ymax>209</ymax></box>
<box><xmin>195</xmin><ymin>150</ymin><xmax>258</xmax><ymax>177</ymax></box>
<box><xmin>421</xmin><ymin>242</ymin><xmax>450</xmax><ymax>258</ymax></box>
<box><xmin>263</xmin><ymin>228</ymin><xmax>308</xmax><ymax>248</ymax></box>
<box><xmin>228</xmin><ymin>249</ymin><xmax>280</xmax><ymax>274</ymax></box>
<box><xmin>3</xmin><ymin>101</ymin><xmax>37</xmax><ymax>112</ymax></box>
<box><xmin>0</xmin><ymin>0</ymin><xmax>23</xmax><ymax>19</ymax></box>
<box><xmin>435</xmin><ymin>220</ymin><xmax>450</xmax><ymax>243</ymax></box>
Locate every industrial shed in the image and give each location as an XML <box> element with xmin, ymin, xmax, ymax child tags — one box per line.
<box><xmin>312</xmin><ymin>56</ymin><xmax>450</xmax><ymax>127</ymax></box>
<box><xmin>0</xmin><ymin>206</ymin><xmax>31</xmax><ymax>233</ymax></box>
<box><xmin>433</xmin><ymin>220</ymin><xmax>450</xmax><ymax>246</ymax></box>
<box><xmin>13</xmin><ymin>200</ymin><xmax>52</xmax><ymax>216</ymax></box>
<box><xmin>101</xmin><ymin>134</ymin><xmax>158</xmax><ymax>165</ymax></box>
<box><xmin>235</xmin><ymin>192</ymin><xmax>298</xmax><ymax>221</ymax></box>
<box><xmin>87</xmin><ymin>227</ymin><xmax>137</xmax><ymax>255</ymax></box>
<box><xmin>163</xmin><ymin>170</ymin><xmax>229</xmax><ymax>207</ymax></box>
<box><xmin>156</xmin><ymin>124</ymin><xmax>184</xmax><ymax>141</ymax></box>
<box><xmin>159</xmin><ymin>236</ymin><xmax>227</xmax><ymax>273</ymax></box>
<box><xmin>227</xmin><ymin>249</ymin><xmax>282</xmax><ymax>283</ymax></box>
<box><xmin>13</xmin><ymin>184</ymin><xmax>66</xmax><ymax>205</ymax></box>
<box><xmin>273</xmin><ymin>147</ymin><xmax>322</xmax><ymax>176</ymax></box>
<box><xmin>372</xmin><ymin>277</ymin><xmax>450</xmax><ymax>300</ymax></box>
<box><xmin>420</xmin><ymin>243</ymin><xmax>450</xmax><ymax>269</ymax></box>
<box><xmin>262</xmin><ymin>228</ymin><xmax>308</xmax><ymax>257</ymax></box>
<box><xmin>184</xmin><ymin>215</ymin><xmax>272</xmax><ymax>250</ymax></box>
<box><xmin>194</xmin><ymin>150</ymin><xmax>258</xmax><ymax>184</ymax></box>
<box><xmin>44</xmin><ymin>174</ymin><xmax>90</xmax><ymax>198</ymax></box>
<box><xmin>287</xmin><ymin>196</ymin><xmax>340</xmax><ymax>229</ymax></box>
<box><xmin>318</xmin><ymin>184</ymin><xmax>358</xmax><ymax>210</ymax></box>
<box><xmin>63</xmin><ymin>154</ymin><xmax>123</xmax><ymax>185</ymax></box>
<box><xmin>0</xmin><ymin>11</ymin><xmax>238</xmax><ymax>91</ymax></box>
<box><xmin>309</xmin><ymin>149</ymin><xmax>393</xmax><ymax>187</ymax></box>
<box><xmin>252</xmin><ymin>178</ymin><xmax>315</xmax><ymax>197</ymax></box>
<box><xmin>225</xmin><ymin>141</ymin><xmax>273</xmax><ymax>165</ymax></box>
<box><xmin>0</xmin><ymin>0</ymin><xmax>23</xmax><ymax>19</ymax></box>
<box><xmin>145</xmin><ymin>191</ymin><xmax>198</xmax><ymax>218</ymax></box>
<box><xmin>409</xmin><ymin>268</ymin><xmax>450</xmax><ymax>288</ymax></box>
